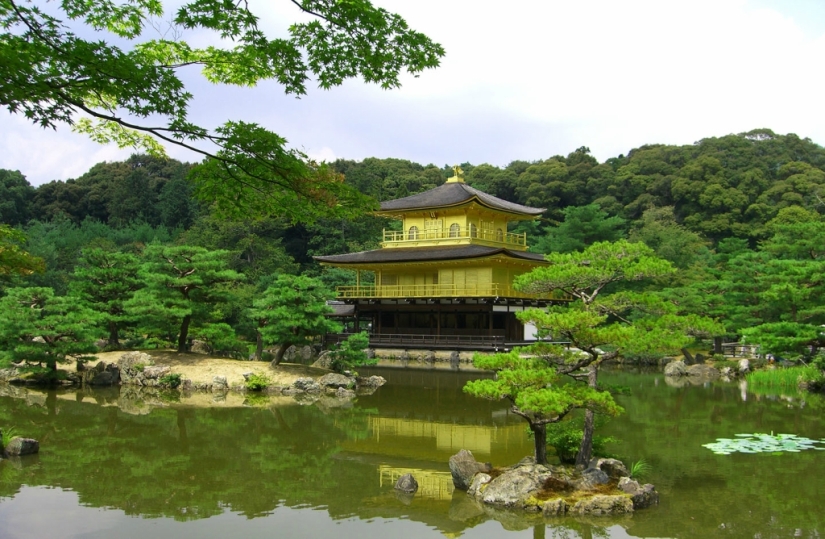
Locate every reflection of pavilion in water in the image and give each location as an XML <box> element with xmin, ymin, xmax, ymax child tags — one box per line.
<box><xmin>341</xmin><ymin>416</ymin><xmax>532</xmax><ymax>501</ymax></box>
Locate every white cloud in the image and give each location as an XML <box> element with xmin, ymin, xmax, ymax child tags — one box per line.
<box><xmin>2</xmin><ymin>0</ymin><xmax>825</xmax><ymax>183</ymax></box>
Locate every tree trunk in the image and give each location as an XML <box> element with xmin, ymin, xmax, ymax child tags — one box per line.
<box><xmin>575</xmin><ymin>363</ymin><xmax>599</xmax><ymax>467</ymax></box>
<box><xmin>255</xmin><ymin>330</ymin><xmax>263</xmax><ymax>360</ymax></box>
<box><xmin>272</xmin><ymin>343</ymin><xmax>289</xmax><ymax>366</ymax></box>
<box><xmin>531</xmin><ymin>422</ymin><xmax>548</xmax><ymax>465</ymax></box>
<box><xmin>177</xmin><ymin>314</ymin><xmax>191</xmax><ymax>353</ymax></box>
<box><xmin>681</xmin><ymin>348</ymin><xmax>694</xmax><ymax>365</ymax></box>
<box><xmin>108</xmin><ymin>321</ymin><xmax>119</xmax><ymax>346</ymax></box>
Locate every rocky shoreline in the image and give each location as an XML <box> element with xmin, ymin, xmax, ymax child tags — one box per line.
<box><xmin>445</xmin><ymin>449</ymin><xmax>658</xmax><ymax>517</ymax></box>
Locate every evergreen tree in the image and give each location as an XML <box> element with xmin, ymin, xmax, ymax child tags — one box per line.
<box><xmin>69</xmin><ymin>248</ymin><xmax>143</xmax><ymax>346</ymax></box>
<box><xmin>0</xmin><ymin>287</ymin><xmax>102</xmax><ymax>375</ymax></box>
<box><xmin>247</xmin><ymin>274</ymin><xmax>340</xmax><ymax>364</ymax></box>
<box><xmin>127</xmin><ymin>245</ymin><xmax>244</xmax><ymax>352</ymax></box>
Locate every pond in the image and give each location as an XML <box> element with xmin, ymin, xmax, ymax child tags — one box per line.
<box><xmin>1</xmin><ymin>367</ymin><xmax>824</xmax><ymax>539</ymax></box>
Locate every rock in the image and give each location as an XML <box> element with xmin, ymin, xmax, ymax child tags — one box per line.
<box><xmin>738</xmin><ymin>358</ymin><xmax>751</xmax><ymax>374</ymax></box>
<box><xmin>293</xmin><ymin>377</ymin><xmax>320</xmax><ymax>393</ymax></box>
<box><xmin>618</xmin><ymin>477</ymin><xmax>659</xmax><ymax>509</ymax></box>
<box><xmin>94</xmin><ymin>339</ymin><xmax>109</xmax><ymax>350</ymax></box>
<box><xmin>720</xmin><ymin>366</ymin><xmax>733</xmax><ymax>377</ymax></box>
<box><xmin>3</xmin><ymin>437</ymin><xmax>40</xmax><ymax>457</ymax></box>
<box><xmin>311</xmin><ymin>351</ymin><xmax>333</xmax><ymax>369</ymax></box>
<box><xmin>181</xmin><ymin>379</ymin><xmax>193</xmax><ymax>391</ymax></box>
<box><xmin>694</xmin><ymin>353</ymin><xmax>706</xmax><ymax>364</ymax></box>
<box><xmin>480</xmin><ymin>464</ymin><xmax>553</xmax><ymax>507</ymax></box>
<box><xmin>686</xmin><ymin>364</ymin><xmax>720</xmax><ymax>378</ymax></box>
<box><xmin>400</xmin><ymin>350</ymin><xmax>411</xmax><ymax>362</ymax></box>
<box><xmin>142</xmin><ymin>365</ymin><xmax>171</xmax><ymax>380</ymax></box>
<box><xmin>299</xmin><ymin>345</ymin><xmax>313</xmax><ymax>362</ymax></box>
<box><xmin>394</xmin><ymin>473</ymin><xmax>419</xmax><ymax>494</ymax></box>
<box><xmin>449</xmin><ymin>449</ymin><xmax>493</xmax><ymax>491</ymax></box>
<box><xmin>588</xmin><ymin>457</ymin><xmax>630</xmax><ymax>479</ymax></box>
<box><xmin>575</xmin><ymin>467</ymin><xmax>610</xmax><ymax>490</ymax></box>
<box><xmin>284</xmin><ymin>345</ymin><xmax>298</xmax><ymax>361</ymax></box>
<box><xmin>542</xmin><ymin>498</ymin><xmax>567</xmax><ymax>516</ymax></box>
<box><xmin>664</xmin><ymin>360</ymin><xmax>687</xmax><ymax>377</ymax></box>
<box><xmin>467</xmin><ymin>473</ymin><xmax>492</xmax><ymax>498</ymax></box>
<box><xmin>118</xmin><ymin>352</ymin><xmax>154</xmax><ymax>385</ymax></box>
<box><xmin>32</xmin><ymin>336</ymin><xmax>46</xmax><ymax>344</ymax></box>
<box><xmin>334</xmin><ymin>387</ymin><xmax>356</xmax><ymax>399</ymax></box>
<box><xmin>366</xmin><ymin>349</ymin><xmax>376</xmax><ymax>360</ymax></box>
<box><xmin>423</xmin><ymin>350</ymin><xmax>436</xmax><ymax>363</ymax></box>
<box><xmin>190</xmin><ymin>340</ymin><xmax>211</xmax><ymax>354</ymax></box>
<box><xmin>357</xmin><ymin>375</ymin><xmax>386</xmax><ymax>389</ymax></box>
<box><xmin>89</xmin><ymin>371</ymin><xmax>115</xmax><ymax>386</ymax></box>
<box><xmin>318</xmin><ymin>373</ymin><xmax>352</xmax><ymax>389</ymax></box>
<box><xmin>212</xmin><ymin>376</ymin><xmax>228</xmax><ymax>390</ymax></box>
<box><xmin>569</xmin><ymin>494</ymin><xmax>633</xmax><ymax>516</ymax></box>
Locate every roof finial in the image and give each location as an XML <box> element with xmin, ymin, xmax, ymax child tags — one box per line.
<box><xmin>447</xmin><ymin>164</ymin><xmax>465</xmax><ymax>183</ymax></box>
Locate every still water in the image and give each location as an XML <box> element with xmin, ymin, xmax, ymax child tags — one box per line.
<box><xmin>0</xmin><ymin>368</ymin><xmax>823</xmax><ymax>539</ymax></box>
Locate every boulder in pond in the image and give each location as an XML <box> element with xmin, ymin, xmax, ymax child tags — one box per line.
<box><xmin>212</xmin><ymin>376</ymin><xmax>228</xmax><ymax>390</ymax></box>
<box><xmin>3</xmin><ymin>437</ymin><xmax>40</xmax><ymax>457</ymax></box>
<box><xmin>618</xmin><ymin>477</ymin><xmax>659</xmax><ymax>509</ymax></box>
<box><xmin>467</xmin><ymin>473</ymin><xmax>492</xmax><ymax>498</ymax></box>
<box><xmin>686</xmin><ymin>364</ymin><xmax>720</xmax><ymax>378</ymax></box>
<box><xmin>542</xmin><ymin>498</ymin><xmax>567</xmax><ymax>516</ymax></box>
<box><xmin>318</xmin><ymin>373</ymin><xmax>352</xmax><ymax>389</ymax></box>
<box><xmin>569</xmin><ymin>494</ymin><xmax>633</xmax><ymax>516</ymax></box>
<box><xmin>449</xmin><ymin>449</ymin><xmax>493</xmax><ymax>491</ymax></box>
<box><xmin>588</xmin><ymin>457</ymin><xmax>630</xmax><ymax>479</ymax></box>
<box><xmin>394</xmin><ymin>473</ymin><xmax>419</xmax><ymax>494</ymax></box>
<box><xmin>738</xmin><ymin>358</ymin><xmax>750</xmax><ymax>374</ymax></box>
<box><xmin>357</xmin><ymin>375</ymin><xmax>386</xmax><ymax>389</ymax></box>
<box><xmin>479</xmin><ymin>464</ymin><xmax>553</xmax><ymax>508</ymax></box>
<box><xmin>293</xmin><ymin>377</ymin><xmax>320</xmax><ymax>393</ymax></box>
<box><xmin>664</xmin><ymin>360</ymin><xmax>687</xmax><ymax>377</ymax></box>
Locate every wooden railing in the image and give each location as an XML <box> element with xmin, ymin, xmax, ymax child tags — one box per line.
<box><xmin>382</xmin><ymin>227</ymin><xmax>527</xmax><ymax>247</ymax></box>
<box><xmin>335</xmin><ymin>283</ymin><xmax>568</xmax><ymax>300</ymax></box>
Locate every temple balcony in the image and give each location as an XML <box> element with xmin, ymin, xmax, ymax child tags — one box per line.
<box><xmin>381</xmin><ymin>227</ymin><xmax>527</xmax><ymax>250</ymax></box>
<box><xmin>335</xmin><ymin>283</ymin><xmax>567</xmax><ymax>301</ymax></box>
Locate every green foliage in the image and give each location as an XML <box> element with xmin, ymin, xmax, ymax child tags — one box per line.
<box><xmin>746</xmin><ymin>365</ymin><xmax>823</xmax><ymax>389</ymax></box>
<box><xmin>532</xmin><ymin>204</ymin><xmax>626</xmax><ymax>254</ymax></box>
<box><xmin>629</xmin><ymin>459</ymin><xmax>652</xmax><ymax>479</ymax></box>
<box><xmin>0</xmin><ymin>225</ymin><xmax>44</xmax><ymax>277</ymax></box>
<box><xmin>158</xmin><ymin>373</ymin><xmax>182</xmax><ymax>389</ymax></box>
<box><xmin>0</xmin><ymin>287</ymin><xmax>102</xmax><ymax>373</ymax></box>
<box><xmin>2</xmin><ymin>0</ymin><xmax>443</xmax><ymax>220</ymax></box>
<box><xmin>126</xmin><ymin>244</ymin><xmax>244</xmax><ymax>352</ymax></box>
<box><xmin>544</xmin><ymin>420</ymin><xmax>617</xmax><ymax>464</ymax></box>
<box><xmin>247</xmin><ymin>274</ymin><xmax>340</xmax><ymax>363</ymax></box>
<box><xmin>245</xmin><ymin>373</ymin><xmax>270</xmax><ymax>392</ymax></box>
<box><xmin>1</xmin><ymin>426</ymin><xmax>17</xmax><ymax>447</ymax></box>
<box><xmin>328</xmin><ymin>332</ymin><xmax>373</xmax><ymax>374</ymax></box>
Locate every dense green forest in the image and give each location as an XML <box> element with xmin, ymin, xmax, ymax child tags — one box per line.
<box><xmin>1</xmin><ymin>128</ymin><xmax>824</xmax><ymax>364</ymax></box>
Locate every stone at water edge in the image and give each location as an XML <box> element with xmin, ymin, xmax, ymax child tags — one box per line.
<box><xmin>317</xmin><ymin>373</ymin><xmax>352</xmax><ymax>389</ymax></box>
<box><xmin>618</xmin><ymin>477</ymin><xmax>660</xmax><ymax>509</ymax></box>
<box><xmin>449</xmin><ymin>449</ymin><xmax>493</xmax><ymax>491</ymax></box>
<box><xmin>293</xmin><ymin>378</ymin><xmax>321</xmax><ymax>393</ymax></box>
<box><xmin>480</xmin><ymin>463</ymin><xmax>554</xmax><ymax>508</ymax></box>
<box><xmin>588</xmin><ymin>457</ymin><xmax>630</xmax><ymax>479</ymax></box>
<box><xmin>542</xmin><ymin>498</ymin><xmax>567</xmax><ymax>516</ymax></box>
<box><xmin>212</xmin><ymin>376</ymin><xmax>228</xmax><ymax>390</ymax></box>
<box><xmin>394</xmin><ymin>473</ymin><xmax>419</xmax><ymax>494</ymax></box>
<box><xmin>664</xmin><ymin>360</ymin><xmax>687</xmax><ymax>377</ymax></box>
<box><xmin>686</xmin><ymin>364</ymin><xmax>721</xmax><ymax>378</ymax></box>
<box><xmin>738</xmin><ymin>359</ymin><xmax>750</xmax><ymax>374</ymax></box>
<box><xmin>467</xmin><ymin>473</ymin><xmax>492</xmax><ymax>498</ymax></box>
<box><xmin>570</xmin><ymin>495</ymin><xmax>633</xmax><ymax>516</ymax></box>
<box><xmin>575</xmin><ymin>467</ymin><xmax>609</xmax><ymax>491</ymax></box>
<box><xmin>3</xmin><ymin>437</ymin><xmax>40</xmax><ymax>457</ymax></box>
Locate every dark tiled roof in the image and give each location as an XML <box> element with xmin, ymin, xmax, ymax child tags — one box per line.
<box><xmin>315</xmin><ymin>245</ymin><xmax>547</xmax><ymax>265</ymax></box>
<box><xmin>378</xmin><ymin>182</ymin><xmax>545</xmax><ymax>216</ymax></box>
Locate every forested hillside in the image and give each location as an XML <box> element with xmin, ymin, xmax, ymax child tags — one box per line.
<box><xmin>1</xmin><ymin>128</ymin><xmax>824</xmax><ymax>361</ymax></box>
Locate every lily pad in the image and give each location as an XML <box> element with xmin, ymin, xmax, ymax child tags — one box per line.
<box><xmin>703</xmin><ymin>433</ymin><xmax>825</xmax><ymax>455</ymax></box>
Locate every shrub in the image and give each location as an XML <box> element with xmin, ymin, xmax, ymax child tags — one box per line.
<box><xmin>1</xmin><ymin>427</ymin><xmax>17</xmax><ymax>447</ymax></box>
<box><xmin>245</xmin><ymin>373</ymin><xmax>269</xmax><ymax>391</ymax></box>
<box><xmin>328</xmin><ymin>332</ymin><xmax>375</xmax><ymax>375</ymax></box>
<box><xmin>159</xmin><ymin>373</ymin><xmax>182</xmax><ymax>389</ymax></box>
<box><xmin>544</xmin><ymin>419</ymin><xmax>617</xmax><ymax>464</ymax></box>
<box><xmin>747</xmin><ymin>365</ymin><xmax>822</xmax><ymax>389</ymax></box>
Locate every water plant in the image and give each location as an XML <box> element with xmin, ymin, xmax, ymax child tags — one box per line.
<box><xmin>747</xmin><ymin>365</ymin><xmax>822</xmax><ymax>388</ymax></box>
<box><xmin>703</xmin><ymin>433</ymin><xmax>825</xmax><ymax>455</ymax></box>
<box><xmin>629</xmin><ymin>459</ymin><xmax>652</xmax><ymax>479</ymax></box>
<box><xmin>158</xmin><ymin>373</ymin><xmax>182</xmax><ymax>389</ymax></box>
<box><xmin>1</xmin><ymin>427</ymin><xmax>17</xmax><ymax>447</ymax></box>
<box><xmin>245</xmin><ymin>373</ymin><xmax>270</xmax><ymax>391</ymax></box>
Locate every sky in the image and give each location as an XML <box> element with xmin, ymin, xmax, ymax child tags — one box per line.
<box><xmin>3</xmin><ymin>0</ymin><xmax>825</xmax><ymax>186</ymax></box>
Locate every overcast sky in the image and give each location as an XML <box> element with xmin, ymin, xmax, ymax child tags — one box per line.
<box><xmin>3</xmin><ymin>0</ymin><xmax>825</xmax><ymax>186</ymax></box>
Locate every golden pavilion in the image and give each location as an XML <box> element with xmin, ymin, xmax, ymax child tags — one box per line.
<box><xmin>315</xmin><ymin>166</ymin><xmax>566</xmax><ymax>349</ymax></box>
